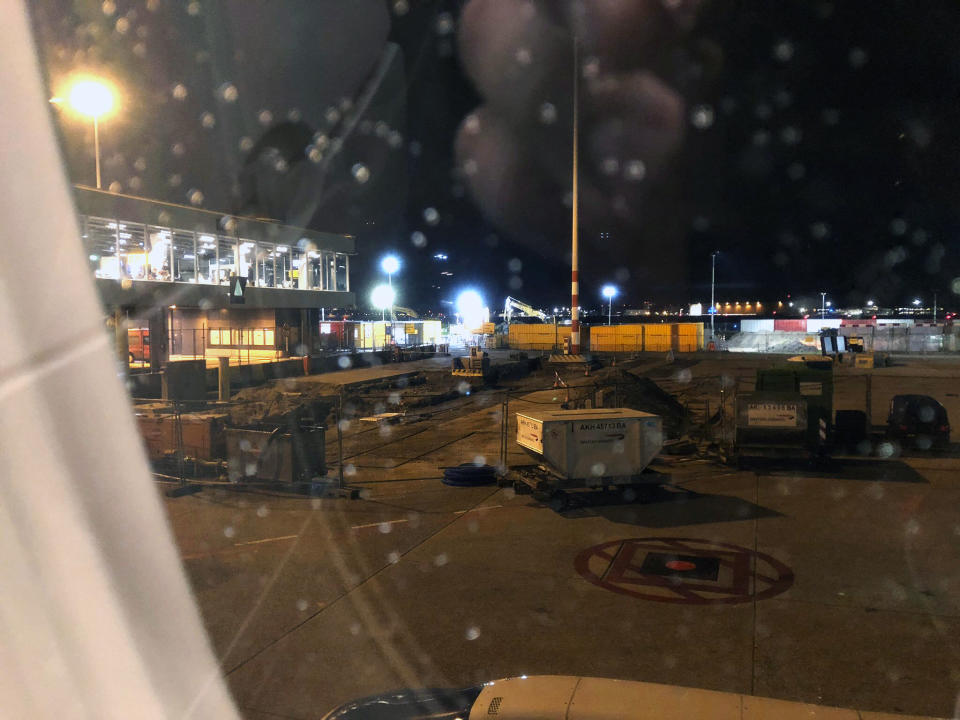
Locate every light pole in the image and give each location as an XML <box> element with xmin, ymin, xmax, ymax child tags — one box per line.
<box><xmin>59</xmin><ymin>79</ymin><xmax>115</xmax><ymax>189</ymax></box>
<box><xmin>820</xmin><ymin>292</ymin><xmax>827</xmax><ymax>319</ymax></box>
<box><xmin>380</xmin><ymin>255</ymin><xmax>400</xmax><ymax>319</ymax></box>
<box><xmin>933</xmin><ymin>290</ymin><xmax>938</xmax><ymax>324</ymax></box>
<box><xmin>602</xmin><ymin>285</ymin><xmax>617</xmax><ymax>325</ymax></box>
<box><xmin>710</xmin><ymin>251</ymin><xmax>718</xmax><ymax>340</ymax></box>
<box><xmin>371</xmin><ymin>284</ymin><xmax>395</xmax><ymax>323</ymax></box>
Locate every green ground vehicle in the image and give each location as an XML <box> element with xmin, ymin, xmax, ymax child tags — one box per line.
<box><xmin>733</xmin><ymin>364</ymin><xmax>834</xmax><ymax>463</ymax></box>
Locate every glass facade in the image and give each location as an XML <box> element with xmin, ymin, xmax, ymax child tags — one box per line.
<box><xmin>82</xmin><ymin>214</ymin><xmax>352</xmax><ymax>292</ymax></box>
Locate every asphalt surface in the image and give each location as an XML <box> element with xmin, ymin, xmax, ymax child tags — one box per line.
<box><xmin>160</xmin><ymin>355</ymin><xmax>960</xmax><ymax>720</ymax></box>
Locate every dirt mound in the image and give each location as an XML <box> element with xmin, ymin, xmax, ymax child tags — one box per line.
<box><xmin>616</xmin><ymin>370</ymin><xmax>689</xmax><ymax>437</ymax></box>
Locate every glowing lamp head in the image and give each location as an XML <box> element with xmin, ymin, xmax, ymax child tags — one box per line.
<box><xmin>68</xmin><ymin>79</ymin><xmax>114</xmax><ymax>118</ymax></box>
<box><xmin>602</xmin><ymin>285</ymin><xmax>617</xmax><ymax>299</ymax></box>
<box><xmin>456</xmin><ymin>289</ymin><xmax>485</xmax><ymax>329</ymax></box>
<box><xmin>370</xmin><ymin>284</ymin><xmax>395</xmax><ymax>310</ymax></box>
<box><xmin>380</xmin><ymin>255</ymin><xmax>400</xmax><ymax>275</ymax></box>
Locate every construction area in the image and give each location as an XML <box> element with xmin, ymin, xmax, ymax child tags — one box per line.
<box><xmin>142</xmin><ymin>346</ymin><xmax>960</xmax><ymax>720</ymax></box>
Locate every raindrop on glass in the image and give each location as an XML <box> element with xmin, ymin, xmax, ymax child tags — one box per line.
<box><xmin>600</xmin><ymin>157</ymin><xmax>619</xmax><ymax>176</ymax></box>
<box><xmin>539</xmin><ymin>102</ymin><xmax>557</xmax><ymax>124</ymax></box>
<box><xmin>392</xmin><ymin>0</ymin><xmax>409</xmax><ymax>15</ymax></box>
<box><xmin>508</xmin><ymin>258</ymin><xmax>522</xmax><ymax>273</ymax></box>
<box><xmin>108</xmin><ymin>181</ymin><xmax>122</xmax><ymax>193</ymax></box>
<box><xmin>218</xmin><ymin>82</ymin><xmax>239</xmax><ymax>103</ymax></box>
<box><xmin>257</xmin><ymin>109</ymin><xmax>273</xmax><ymax>126</ymax></box>
<box><xmin>849</xmin><ymin>47</ymin><xmax>868</xmax><ymax>68</ymax></box>
<box><xmin>188</xmin><ymin>189</ymin><xmax>204</xmax><ymax>206</ymax></box>
<box><xmin>351</xmin><ymin>163</ymin><xmax>370</xmax><ymax>184</ymax></box>
<box><xmin>411</xmin><ymin>231</ymin><xmax>427</xmax><ymax>248</ymax></box>
<box><xmin>287</xmin><ymin>108</ymin><xmax>302</xmax><ymax>122</ymax></box>
<box><xmin>423</xmin><ymin>207</ymin><xmax>440</xmax><ymax>225</ymax></box>
<box><xmin>890</xmin><ymin>218</ymin><xmax>907</xmax><ymax>236</ymax></box>
<box><xmin>325</xmin><ymin>107</ymin><xmax>341</xmax><ymax>125</ymax></box>
<box><xmin>509</xmin><ymin>276</ymin><xmax>522</xmax><ymax>290</ymax></box>
<box><xmin>115</xmin><ymin>17</ymin><xmax>130</xmax><ymax>34</ymax></box>
<box><xmin>133</xmin><ymin>157</ymin><xmax>147</xmax><ymax>172</ymax></box>
<box><xmin>128</xmin><ymin>176</ymin><xmax>142</xmax><ymax>191</ymax></box>
<box><xmin>168</xmin><ymin>174</ymin><xmax>182</xmax><ymax>187</ymax></box>
<box><xmin>691</xmin><ymin>105</ymin><xmax>715</xmax><ymax>130</ymax></box>
<box><xmin>171</xmin><ymin>142</ymin><xmax>185</xmax><ymax>156</ymax></box>
<box><xmin>624</xmin><ymin>159</ymin><xmax>646</xmax><ymax>182</ymax></box>
<box><xmin>435</xmin><ymin>11</ymin><xmax>454</xmax><ymax>35</ymax></box>
<box><xmin>582</xmin><ymin>56</ymin><xmax>600</xmax><ymax>79</ymax></box>
<box><xmin>239</xmin><ymin>136</ymin><xmax>254</xmax><ymax>152</ymax></box>
<box><xmin>465</xmin><ymin>626</ymin><xmax>480</xmax><ymax>641</ymax></box>
<box><xmin>200</xmin><ymin>111</ymin><xmax>215</xmax><ymax>129</ymax></box>
<box><xmin>186</xmin><ymin>1</ymin><xmax>201</xmax><ymax>16</ymax></box>
<box><xmin>515</xmin><ymin>47</ymin><xmax>532</xmax><ymax>66</ymax></box>
<box><xmin>172</xmin><ymin>83</ymin><xmax>188</xmax><ymax>100</ymax></box>
<box><xmin>772</xmin><ymin>39</ymin><xmax>794</xmax><ymax>62</ymax></box>
<box><xmin>102</xmin><ymin>0</ymin><xmax>116</xmax><ymax>15</ymax></box>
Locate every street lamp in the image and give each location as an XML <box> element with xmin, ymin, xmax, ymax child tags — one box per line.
<box><xmin>456</xmin><ymin>289</ymin><xmax>485</xmax><ymax>331</ymax></box>
<box><xmin>602</xmin><ymin>284</ymin><xmax>617</xmax><ymax>325</ymax></box>
<box><xmin>820</xmin><ymin>292</ymin><xmax>827</xmax><ymax>318</ymax></box>
<box><xmin>380</xmin><ymin>255</ymin><xmax>400</xmax><ymax>285</ymax></box>
<box><xmin>58</xmin><ymin>78</ymin><xmax>115</xmax><ymax>189</ymax></box>
<box><xmin>371</xmin><ymin>284</ymin><xmax>395</xmax><ymax>322</ymax></box>
<box><xmin>710</xmin><ymin>251</ymin><xmax>719</xmax><ymax>340</ymax></box>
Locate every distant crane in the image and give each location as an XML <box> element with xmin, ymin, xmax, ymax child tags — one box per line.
<box><xmin>503</xmin><ymin>296</ymin><xmax>547</xmax><ymax>325</ymax></box>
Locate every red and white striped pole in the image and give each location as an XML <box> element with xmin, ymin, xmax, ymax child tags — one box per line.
<box><xmin>570</xmin><ymin>36</ymin><xmax>580</xmax><ymax>354</ymax></box>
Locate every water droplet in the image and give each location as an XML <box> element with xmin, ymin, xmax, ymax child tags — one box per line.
<box><xmin>889</xmin><ymin>218</ymin><xmax>908</xmax><ymax>236</ymax></box>
<box><xmin>582</xmin><ymin>56</ymin><xmax>600</xmax><ymax>79</ymax></box>
<box><xmin>434</xmin><ymin>553</ymin><xmax>448</xmax><ymax>567</ymax></box>
<box><xmin>296</xmin><ymin>598</ymin><xmax>308</xmax><ymax>611</ymax></box>
<box><xmin>108</xmin><ymin>181</ymin><xmax>122</xmax><ymax>193</ymax></box>
<box><xmin>810</xmin><ymin>221</ymin><xmax>829</xmax><ymax>239</ymax></box>
<box><xmin>325</xmin><ymin>107</ymin><xmax>341</xmax><ymax>125</ymax></box>
<box><xmin>133</xmin><ymin>42</ymin><xmax>146</xmax><ymax>58</ymax></box>
<box><xmin>218</xmin><ymin>82</ymin><xmax>238</xmax><ymax>103</ymax></box>
<box><xmin>239</xmin><ymin>136</ymin><xmax>254</xmax><ymax>152</ymax></box>
<box><xmin>171</xmin><ymin>142</ymin><xmax>185</xmax><ymax>157</ymax></box>
<box><xmin>133</xmin><ymin>157</ymin><xmax>147</xmax><ymax>172</ymax></box>
<box><xmin>387</xmin><ymin>551</ymin><xmax>401</xmax><ymax>564</ymax></box>
<box><xmin>624</xmin><ymin>160</ymin><xmax>646</xmax><ymax>182</ymax></box>
<box><xmin>409</xmin><ymin>140</ymin><xmax>422</xmax><ymax>156</ymax></box>
<box><xmin>411</xmin><ymin>231</ymin><xmax>427</xmax><ymax>248</ymax></box>
<box><xmin>590</xmin><ymin>462</ymin><xmax>606</xmax><ymax>476</ymax></box>
<box><xmin>392</xmin><ymin>0</ymin><xmax>409</xmax><ymax>15</ymax></box>
<box><xmin>352</xmin><ymin>163</ymin><xmax>370</xmax><ymax>183</ymax></box>
<box><xmin>691</xmin><ymin>105</ymin><xmax>715</xmax><ymax>130</ymax></box>
<box><xmin>465</xmin><ymin>626</ymin><xmax>480</xmax><ymax>641</ymax></box>
<box><xmin>849</xmin><ymin>47</ymin><xmax>868</xmax><ymax>68</ymax></box>
<box><xmin>539</xmin><ymin>102</ymin><xmax>557</xmax><ymax>124</ymax></box>
<box><xmin>378</xmin><ymin>522</ymin><xmax>393</xmax><ymax>534</ymax></box>
<box><xmin>780</xmin><ymin>126</ymin><xmax>801</xmax><ymax>145</ymax></box>
<box><xmin>463</xmin><ymin>159</ymin><xmax>478</xmax><ymax>176</ymax></box>
<box><xmin>755</xmin><ymin>103</ymin><xmax>772</xmax><ymax>120</ymax></box>
<box><xmin>950</xmin><ymin>278</ymin><xmax>960</xmax><ymax>295</ymax></box>
<box><xmin>773</xmin><ymin>39</ymin><xmax>794</xmax><ymax>62</ymax></box>
<box><xmin>515</xmin><ymin>47</ymin><xmax>532</xmax><ymax>65</ymax></box>
<box><xmin>186</xmin><ymin>1</ymin><xmax>201</xmax><ymax>16</ymax></box>
<box><xmin>102</xmin><ymin>0</ymin><xmax>116</xmax><ymax>15</ymax></box>
<box><xmin>172</xmin><ymin>83</ymin><xmax>188</xmax><ymax>100</ymax></box>
<box><xmin>423</xmin><ymin>207</ymin><xmax>440</xmax><ymax>225</ymax></box>
<box><xmin>257</xmin><ymin>109</ymin><xmax>273</xmax><ymax>126</ymax></box>
<box><xmin>128</xmin><ymin>176</ymin><xmax>142</xmax><ymax>191</ymax></box>
<box><xmin>457</xmin><ymin>381</ymin><xmax>471</xmax><ymax>395</ymax></box>
<box><xmin>115</xmin><ymin>17</ymin><xmax>130</xmax><ymax>34</ymax></box>
<box><xmin>507</xmin><ymin>258</ymin><xmax>522</xmax><ymax>273</ymax></box>
<box><xmin>600</xmin><ymin>157</ymin><xmax>619</xmax><ymax>175</ymax></box>
<box><xmin>188</xmin><ymin>189</ymin><xmax>204</xmax><ymax>206</ymax></box>
<box><xmin>473</xmin><ymin>455</ymin><xmax>486</xmax><ymax>466</ymax></box>
<box><xmin>344</xmin><ymin>464</ymin><xmax>357</xmax><ymax>477</ymax></box>
<box><xmin>223</xmin><ymin>526</ymin><xmax>235</xmax><ymax>538</ymax></box>
<box><xmin>337</xmin><ymin>355</ymin><xmax>352</xmax><ymax>369</ymax></box>
<box><xmin>287</xmin><ymin>108</ymin><xmax>302</xmax><ymax>122</ymax></box>
<box><xmin>435</xmin><ymin>11</ymin><xmax>454</xmax><ymax>35</ymax></box>
<box><xmin>200</xmin><ymin>111</ymin><xmax>215</xmax><ymax>129</ymax></box>
<box><xmin>509</xmin><ymin>276</ymin><xmax>522</xmax><ymax>290</ymax></box>
<box><xmin>257</xmin><ymin>505</ymin><xmax>269</xmax><ymax>518</ymax></box>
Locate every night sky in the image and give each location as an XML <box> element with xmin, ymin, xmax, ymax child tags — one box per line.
<box><xmin>29</xmin><ymin>0</ymin><xmax>960</xmax><ymax>314</ymax></box>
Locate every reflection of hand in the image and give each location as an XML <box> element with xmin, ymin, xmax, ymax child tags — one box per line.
<box><xmin>456</xmin><ymin>0</ymin><xmax>698</xmax><ymax>269</ymax></box>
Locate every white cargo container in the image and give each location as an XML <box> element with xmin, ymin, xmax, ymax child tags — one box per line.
<box><xmin>740</xmin><ymin>318</ymin><xmax>775</xmax><ymax>333</ymax></box>
<box><xmin>805</xmin><ymin>318</ymin><xmax>843</xmax><ymax>332</ymax></box>
<box><xmin>516</xmin><ymin>408</ymin><xmax>663</xmax><ymax>485</ymax></box>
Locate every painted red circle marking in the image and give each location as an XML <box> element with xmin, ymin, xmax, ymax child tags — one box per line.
<box><xmin>574</xmin><ymin>537</ymin><xmax>794</xmax><ymax>605</ymax></box>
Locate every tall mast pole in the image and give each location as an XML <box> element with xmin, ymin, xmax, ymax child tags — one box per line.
<box><xmin>570</xmin><ymin>37</ymin><xmax>580</xmax><ymax>354</ymax></box>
